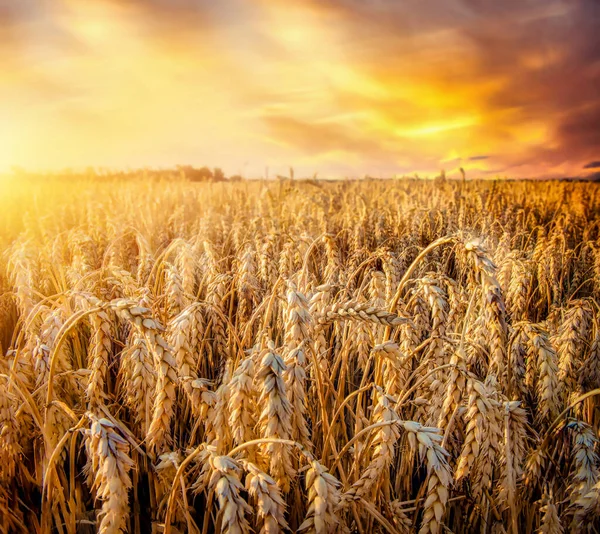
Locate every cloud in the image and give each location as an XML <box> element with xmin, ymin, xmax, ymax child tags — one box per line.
<box><xmin>1</xmin><ymin>0</ymin><xmax>599</xmax><ymax>177</ymax></box>
<box><xmin>584</xmin><ymin>161</ymin><xmax>600</xmax><ymax>169</ymax></box>
<box><xmin>262</xmin><ymin>115</ymin><xmax>398</xmax><ymax>162</ymax></box>
<box><xmin>280</xmin><ymin>0</ymin><xmax>600</xmax><ymax>175</ymax></box>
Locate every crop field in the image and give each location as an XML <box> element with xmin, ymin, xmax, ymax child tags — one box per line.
<box><xmin>1</xmin><ymin>177</ymin><xmax>600</xmax><ymax>534</ymax></box>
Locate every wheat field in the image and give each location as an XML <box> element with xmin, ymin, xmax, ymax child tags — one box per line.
<box><xmin>1</xmin><ymin>176</ymin><xmax>599</xmax><ymax>534</ymax></box>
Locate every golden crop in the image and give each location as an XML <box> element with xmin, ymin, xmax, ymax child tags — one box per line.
<box><xmin>0</xmin><ymin>177</ymin><xmax>599</xmax><ymax>533</ymax></box>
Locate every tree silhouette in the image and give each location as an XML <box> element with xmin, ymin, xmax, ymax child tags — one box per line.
<box><xmin>213</xmin><ymin>167</ymin><xmax>225</xmax><ymax>181</ymax></box>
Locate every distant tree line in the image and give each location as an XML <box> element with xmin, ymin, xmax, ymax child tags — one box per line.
<box><xmin>7</xmin><ymin>165</ymin><xmax>245</xmax><ymax>182</ymax></box>
<box><xmin>177</xmin><ymin>166</ymin><xmax>242</xmax><ymax>182</ymax></box>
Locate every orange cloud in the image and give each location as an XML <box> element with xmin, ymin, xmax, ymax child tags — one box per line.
<box><xmin>0</xmin><ymin>0</ymin><xmax>598</xmax><ymax>178</ymax></box>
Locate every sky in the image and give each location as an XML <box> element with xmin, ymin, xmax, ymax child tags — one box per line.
<box><xmin>0</xmin><ymin>0</ymin><xmax>599</xmax><ymax>179</ymax></box>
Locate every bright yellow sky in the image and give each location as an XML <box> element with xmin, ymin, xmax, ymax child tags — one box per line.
<box><xmin>1</xmin><ymin>0</ymin><xmax>599</xmax><ymax>178</ymax></box>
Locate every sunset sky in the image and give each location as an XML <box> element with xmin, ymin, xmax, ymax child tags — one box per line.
<box><xmin>1</xmin><ymin>0</ymin><xmax>599</xmax><ymax>178</ymax></box>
